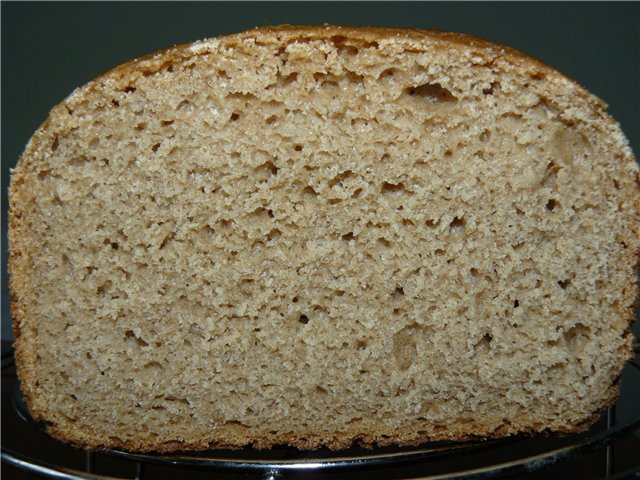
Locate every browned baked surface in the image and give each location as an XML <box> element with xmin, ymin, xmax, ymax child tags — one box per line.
<box><xmin>9</xmin><ymin>26</ymin><xmax>640</xmax><ymax>452</ymax></box>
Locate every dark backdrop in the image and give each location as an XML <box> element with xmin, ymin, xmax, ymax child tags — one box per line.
<box><xmin>1</xmin><ymin>0</ymin><xmax>639</xmax><ymax>435</ymax></box>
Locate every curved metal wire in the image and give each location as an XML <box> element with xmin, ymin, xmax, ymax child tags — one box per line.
<box><xmin>2</xmin><ymin>450</ymin><xmax>128</xmax><ymax>480</ymax></box>
<box><xmin>83</xmin><ymin>411</ymin><xmax>640</xmax><ymax>477</ymax></box>
<box><xmin>2</xmin><ymin>353</ymin><xmax>640</xmax><ymax>480</ymax></box>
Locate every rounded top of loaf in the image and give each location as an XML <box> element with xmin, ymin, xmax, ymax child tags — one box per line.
<box><xmin>13</xmin><ymin>25</ymin><xmax>635</xmax><ymax>180</ymax></box>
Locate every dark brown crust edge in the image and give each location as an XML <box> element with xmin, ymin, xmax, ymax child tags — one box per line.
<box><xmin>28</xmin><ymin>379</ymin><xmax>620</xmax><ymax>453</ymax></box>
<box><xmin>8</xmin><ymin>24</ymin><xmax>639</xmax><ymax>453</ymax></box>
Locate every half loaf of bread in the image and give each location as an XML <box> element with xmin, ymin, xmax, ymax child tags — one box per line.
<box><xmin>9</xmin><ymin>26</ymin><xmax>640</xmax><ymax>452</ymax></box>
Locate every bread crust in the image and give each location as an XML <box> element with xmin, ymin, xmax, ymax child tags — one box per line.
<box><xmin>9</xmin><ymin>25</ymin><xmax>639</xmax><ymax>453</ymax></box>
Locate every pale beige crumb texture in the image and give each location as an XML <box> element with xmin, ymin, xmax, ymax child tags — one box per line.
<box><xmin>8</xmin><ymin>26</ymin><xmax>640</xmax><ymax>452</ymax></box>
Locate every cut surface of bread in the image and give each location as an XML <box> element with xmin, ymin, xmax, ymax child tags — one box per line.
<box><xmin>9</xmin><ymin>26</ymin><xmax>640</xmax><ymax>452</ymax></box>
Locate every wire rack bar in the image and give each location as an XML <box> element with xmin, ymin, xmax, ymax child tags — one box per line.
<box><xmin>605</xmin><ymin>405</ymin><xmax>616</xmax><ymax>479</ymax></box>
<box><xmin>85</xmin><ymin>452</ymin><xmax>95</xmax><ymax>474</ymax></box>
<box><xmin>2</xmin><ymin>352</ymin><xmax>640</xmax><ymax>479</ymax></box>
<box><xmin>2</xmin><ymin>449</ymin><xmax>130</xmax><ymax>480</ymax></box>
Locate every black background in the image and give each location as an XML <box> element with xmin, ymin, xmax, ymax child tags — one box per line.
<box><xmin>1</xmin><ymin>2</ymin><xmax>639</xmax><ymax>477</ymax></box>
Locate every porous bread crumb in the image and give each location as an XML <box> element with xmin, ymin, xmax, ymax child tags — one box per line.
<box><xmin>9</xmin><ymin>26</ymin><xmax>640</xmax><ymax>452</ymax></box>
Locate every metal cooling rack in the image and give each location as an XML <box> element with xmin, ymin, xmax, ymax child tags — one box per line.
<box><xmin>2</xmin><ymin>350</ymin><xmax>639</xmax><ymax>480</ymax></box>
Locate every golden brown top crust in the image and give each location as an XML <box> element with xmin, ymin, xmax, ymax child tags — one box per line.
<box><xmin>93</xmin><ymin>25</ymin><xmax>573</xmax><ymax>97</ymax></box>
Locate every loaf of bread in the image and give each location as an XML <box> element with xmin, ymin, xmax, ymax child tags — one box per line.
<box><xmin>9</xmin><ymin>26</ymin><xmax>639</xmax><ymax>452</ymax></box>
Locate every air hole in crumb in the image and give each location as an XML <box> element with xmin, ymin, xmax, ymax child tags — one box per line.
<box><xmin>335</xmin><ymin>290</ymin><xmax>345</xmax><ymax>297</ymax></box>
<box><xmin>514</xmin><ymin>299</ymin><xmax>520</xmax><ymax>308</ymax></box>
<box><xmin>564</xmin><ymin>323</ymin><xmax>589</xmax><ymax>347</ymax></box>
<box><xmin>278</xmin><ymin>72</ymin><xmax>298</xmax><ymax>86</ymax></box>
<box><xmin>449</xmin><ymin>216</ymin><xmax>465</xmax><ymax>231</ymax></box>
<box><xmin>159</xmin><ymin>233</ymin><xmax>174</xmax><ymax>250</ymax></box>
<box><xmin>86</xmin><ymin>266</ymin><xmax>98</xmax><ymax>276</ymax></box>
<box><xmin>266</xmin><ymin>228</ymin><xmax>281</xmax><ymax>241</ymax></box>
<box><xmin>123</xmin><ymin>86</ymin><xmax>137</xmax><ymax>94</ymax></box>
<box><xmin>470</xmin><ymin>268</ymin><xmax>479</xmax><ymax>278</ymax></box>
<box><xmin>328</xmin><ymin>198</ymin><xmax>342</xmax><ymax>205</ymax></box>
<box><xmin>483</xmin><ymin>82</ymin><xmax>500</xmax><ymax>95</ymax></box>
<box><xmin>393</xmin><ymin>324</ymin><xmax>420</xmax><ymax>369</ymax></box>
<box><xmin>135</xmin><ymin>123</ymin><xmax>146</xmax><ymax>131</ymax></box>
<box><xmin>51</xmin><ymin>135</ymin><xmax>59</xmax><ymax>151</ymax></box>
<box><xmin>125</xmin><ymin>330</ymin><xmax>149</xmax><ymax>347</ymax></box>
<box><xmin>266</xmin><ymin>115</ymin><xmax>278</xmax><ymax>125</ymax></box>
<box><xmin>68</xmin><ymin>156</ymin><xmax>89</xmax><ymax>167</ymax></box>
<box><xmin>546</xmin><ymin>199</ymin><xmax>558</xmax><ymax>211</ymax></box>
<box><xmin>405</xmin><ymin>82</ymin><xmax>457</xmax><ymax>102</ymax></box>
<box><xmin>530</xmin><ymin>72</ymin><xmax>546</xmax><ymax>81</ymax></box>
<box><xmin>378</xmin><ymin>237</ymin><xmax>391</xmax><ymax>247</ymax></box>
<box><xmin>151</xmin><ymin>143</ymin><xmax>161</xmax><ymax>153</ymax></box>
<box><xmin>342</xmin><ymin>232</ymin><xmax>355</xmax><ymax>241</ymax></box>
<box><xmin>294</xmin><ymin>144</ymin><xmax>303</xmax><ymax>152</ymax></box>
<box><xmin>402</xmin><ymin>219</ymin><xmax>414</xmax><ymax>227</ymax></box>
<box><xmin>356</xmin><ymin>340</ymin><xmax>367</xmax><ymax>350</ymax></box>
<box><xmin>514</xmin><ymin>206</ymin><xmax>525</xmax><ymax>215</ymax></box>
<box><xmin>299</xmin><ymin>314</ymin><xmax>309</xmax><ymax>324</ymax></box>
<box><xmin>347</xmin><ymin>71</ymin><xmax>364</xmax><ymax>84</ymax></box>
<box><xmin>393</xmin><ymin>287</ymin><xmax>405</xmax><ymax>298</ymax></box>
<box><xmin>479</xmin><ymin>130</ymin><xmax>490</xmax><ymax>142</ymax></box>
<box><xmin>111</xmin><ymin>99</ymin><xmax>120</xmax><ymax>107</ymax></box>
<box><xmin>425</xmin><ymin>219</ymin><xmax>439</xmax><ymax>228</ymax></box>
<box><xmin>313</xmin><ymin>72</ymin><xmax>339</xmax><ymax>88</ymax></box>
<box><xmin>329</xmin><ymin>169</ymin><xmax>353</xmax><ymax>188</ymax></box>
<box><xmin>613</xmin><ymin>179</ymin><xmax>620</xmax><ymax>190</ymax></box>
<box><xmin>381</xmin><ymin>181</ymin><xmax>405</xmax><ymax>194</ymax></box>
<box><xmin>331</xmin><ymin>35</ymin><xmax>359</xmax><ymax>55</ymax></box>
<box><xmin>176</xmin><ymin>99</ymin><xmax>190</xmax><ymax>111</ymax></box>
<box><xmin>103</xmin><ymin>239</ymin><xmax>118</xmax><ymax>250</ymax></box>
<box><xmin>558</xmin><ymin>279</ymin><xmax>571</xmax><ymax>290</ymax></box>
<box><xmin>257</xmin><ymin>161</ymin><xmax>278</xmax><ymax>176</ymax></box>
<box><xmin>444</xmin><ymin>150</ymin><xmax>453</xmax><ymax>158</ymax></box>
<box><xmin>161</xmin><ymin>120</ymin><xmax>174</xmax><ymax>127</ymax></box>
<box><xmin>379</xmin><ymin>68</ymin><xmax>397</xmax><ymax>80</ymax></box>
<box><xmin>351</xmin><ymin>188</ymin><xmax>363</xmax><ymax>198</ymax></box>
<box><xmin>292</xmin><ymin>296</ymin><xmax>299</xmax><ymax>303</ymax></box>
<box><xmin>230</xmin><ymin>112</ymin><xmax>240</xmax><ymax>122</ymax></box>
<box><xmin>434</xmin><ymin>248</ymin><xmax>445</xmax><ymax>256</ymax></box>
<box><xmin>303</xmin><ymin>186</ymin><xmax>318</xmax><ymax>197</ymax></box>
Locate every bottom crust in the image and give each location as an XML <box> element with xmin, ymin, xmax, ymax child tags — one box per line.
<box><xmin>33</xmin><ymin>386</ymin><xmax>617</xmax><ymax>453</ymax></box>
